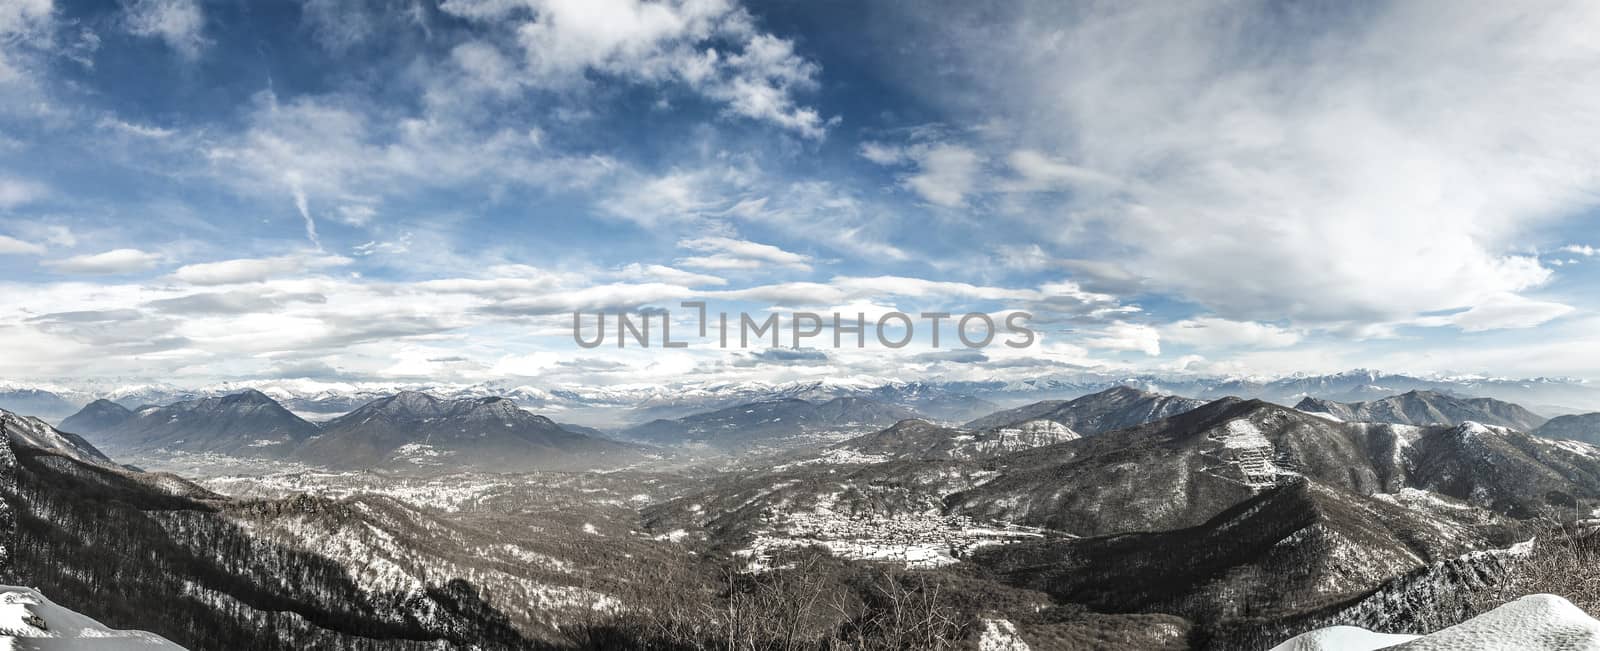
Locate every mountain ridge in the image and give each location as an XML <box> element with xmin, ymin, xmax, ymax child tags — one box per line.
<box><xmin>1294</xmin><ymin>390</ymin><xmax>1547</xmax><ymax>431</ymax></box>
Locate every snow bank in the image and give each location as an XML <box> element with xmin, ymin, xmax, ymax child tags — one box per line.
<box><xmin>1270</xmin><ymin>594</ymin><xmax>1600</xmax><ymax>651</ymax></box>
<box><xmin>0</xmin><ymin>586</ymin><xmax>186</xmax><ymax>649</ymax></box>
<box><xmin>1267</xmin><ymin>626</ymin><xmax>1417</xmax><ymax>651</ymax></box>
<box><xmin>978</xmin><ymin>618</ymin><xmax>1031</xmax><ymax>651</ymax></box>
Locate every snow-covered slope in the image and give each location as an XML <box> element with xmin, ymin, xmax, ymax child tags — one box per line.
<box><xmin>1295</xmin><ymin>391</ymin><xmax>1547</xmax><ymax>432</ymax></box>
<box><xmin>0</xmin><ymin>410</ymin><xmax>113</xmax><ymax>467</ymax></box>
<box><xmin>962</xmin><ymin>385</ymin><xmax>1205</xmax><ymax>434</ymax></box>
<box><xmin>1270</xmin><ymin>594</ymin><xmax>1600</xmax><ymax>650</ymax></box>
<box><xmin>0</xmin><ymin>586</ymin><xmax>186</xmax><ymax>649</ymax></box>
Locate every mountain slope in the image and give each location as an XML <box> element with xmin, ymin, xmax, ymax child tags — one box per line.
<box><xmin>0</xmin><ymin>388</ymin><xmax>82</xmax><ymax>422</ymax></box>
<box><xmin>1271</xmin><ymin>594</ymin><xmax>1600</xmax><ymax>651</ymax></box>
<box><xmin>974</xmin><ymin>480</ymin><xmax>1510</xmax><ymax>634</ymax></box>
<box><xmin>1535</xmin><ymin>412</ymin><xmax>1600</xmax><ymax>445</ymax></box>
<box><xmin>1295</xmin><ymin>390</ymin><xmax>1546</xmax><ymax>431</ymax></box>
<box><xmin>70</xmin><ymin>389</ymin><xmax>319</xmax><ymax>456</ymax></box>
<box><xmin>0</xmin><ymin>438</ymin><xmax>545</xmax><ymax>650</ymax></box>
<box><xmin>621</xmin><ymin>397</ymin><xmax>920</xmax><ymax>450</ymax></box>
<box><xmin>832</xmin><ymin>418</ymin><xmax>1080</xmax><ymax>461</ymax></box>
<box><xmin>963</xmin><ymin>386</ymin><xmax>1205</xmax><ymax>435</ymax></box>
<box><xmin>0</xmin><ymin>408</ymin><xmax>114</xmax><ymax>466</ymax></box>
<box><xmin>298</xmin><ymin>391</ymin><xmax>643</xmax><ymax>472</ymax></box>
<box><xmin>948</xmin><ymin>399</ymin><xmax>1600</xmax><ymax>537</ymax></box>
<box><xmin>57</xmin><ymin>398</ymin><xmax>133</xmax><ymax>435</ymax></box>
<box><xmin>0</xmin><ymin>585</ymin><xmax>186</xmax><ymax>648</ymax></box>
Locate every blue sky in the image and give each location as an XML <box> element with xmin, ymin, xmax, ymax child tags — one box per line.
<box><xmin>2</xmin><ymin>0</ymin><xmax>1599</xmax><ymax>388</ymax></box>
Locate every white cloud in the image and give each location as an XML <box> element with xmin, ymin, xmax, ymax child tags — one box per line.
<box><xmin>98</xmin><ymin>117</ymin><xmax>175</xmax><ymax>138</ymax></box>
<box><xmin>0</xmin><ymin>234</ymin><xmax>44</xmax><ymax>255</ymax></box>
<box><xmin>0</xmin><ymin>177</ymin><xmax>46</xmax><ymax>208</ymax></box>
<box><xmin>1414</xmin><ymin>293</ymin><xmax>1575</xmax><ymax>333</ymax></box>
<box><xmin>206</xmin><ymin>93</ymin><xmax>617</xmax><ymax>237</ymax></box>
<box><xmin>0</xmin><ymin>0</ymin><xmax>52</xmax><ymax>80</ymax></box>
<box><xmin>1160</xmin><ymin>317</ymin><xmax>1300</xmax><ymax>349</ymax></box>
<box><xmin>599</xmin><ymin>169</ymin><xmax>727</xmax><ymax>226</ymax></box>
<box><xmin>0</xmin><ymin>0</ymin><xmax>51</xmax><ymax>37</ymax></box>
<box><xmin>439</xmin><ymin>0</ymin><xmax>830</xmax><ymax>137</ymax></box>
<box><xmin>891</xmin><ymin>0</ymin><xmax>1600</xmax><ymax>326</ymax></box>
<box><xmin>1082</xmin><ymin>321</ymin><xmax>1160</xmax><ymax>356</ymax></box>
<box><xmin>171</xmin><ymin>254</ymin><xmax>353</xmax><ymax>285</ymax></box>
<box><xmin>858</xmin><ymin>141</ymin><xmax>905</xmax><ymax>165</ymax></box>
<box><xmin>42</xmin><ymin>249</ymin><xmax>162</xmax><ymax>274</ymax></box>
<box><xmin>615</xmin><ymin>263</ymin><xmax>727</xmax><ymax>287</ymax></box>
<box><xmin>904</xmin><ymin>144</ymin><xmax>980</xmax><ymax>207</ymax></box>
<box><xmin>1560</xmin><ymin>244</ymin><xmax>1598</xmax><ymax>257</ymax></box>
<box><xmin>677</xmin><ymin>236</ymin><xmax>813</xmax><ymax>272</ymax></box>
<box><xmin>1002</xmin><ymin>149</ymin><xmax>1120</xmax><ymax>192</ymax></box>
<box><xmin>122</xmin><ymin>0</ymin><xmax>206</xmax><ymax>60</ymax></box>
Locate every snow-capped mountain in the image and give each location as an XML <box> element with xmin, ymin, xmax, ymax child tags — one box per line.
<box><xmin>62</xmin><ymin>389</ymin><xmax>320</xmax><ymax>457</ymax></box>
<box><xmin>0</xmin><ymin>585</ymin><xmax>185</xmax><ymax>649</ymax></box>
<box><xmin>298</xmin><ymin>391</ymin><xmax>645</xmax><ymax>471</ymax></box>
<box><xmin>1272</xmin><ymin>594</ymin><xmax>1600</xmax><ymax>650</ymax></box>
<box><xmin>1535</xmin><ymin>412</ymin><xmax>1600</xmax><ymax>445</ymax></box>
<box><xmin>0</xmin><ymin>408</ymin><xmax>113</xmax><ymax>467</ymax></box>
<box><xmin>10</xmin><ymin>369</ymin><xmax>1600</xmax><ymax>429</ymax></box>
<box><xmin>829</xmin><ymin>417</ymin><xmax>1081</xmax><ymax>461</ymax></box>
<box><xmin>1295</xmin><ymin>390</ymin><xmax>1548</xmax><ymax>431</ymax></box>
<box><xmin>962</xmin><ymin>385</ymin><xmax>1208</xmax><ymax>434</ymax></box>
<box><xmin>619</xmin><ymin>396</ymin><xmax>921</xmax><ymax>451</ymax></box>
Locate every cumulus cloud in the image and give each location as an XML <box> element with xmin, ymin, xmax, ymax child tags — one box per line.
<box><xmin>904</xmin><ymin>145</ymin><xmax>980</xmax><ymax>207</ymax></box>
<box><xmin>1001</xmin><ymin>149</ymin><xmax>1120</xmax><ymax>193</ymax></box>
<box><xmin>0</xmin><ymin>0</ymin><xmax>52</xmax><ymax>81</ymax></box>
<box><xmin>438</xmin><ymin>0</ymin><xmax>830</xmax><ymax>137</ymax></box>
<box><xmin>171</xmin><ymin>254</ymin><xmax>352</xmax><ymax>285</ymax></box>
<box><xmin>122</xmin><ymin>0</ymin><xmax>206</xmax><ymax>60</ymax></box>
<box><xmin>0</xmin><ymin>177</ymin><xmax>46</xmax><ymax>208</ymax></box>
<box><xmin>42</xmin><ymin>248</ymin><xmax>162</xmax><ymax>274</ymax></box>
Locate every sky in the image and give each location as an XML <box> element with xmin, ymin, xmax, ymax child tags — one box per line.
<box><xmin>2</xmin><ymin>0</ymin><xmax>1600</xmax><ymax>389</ymax></box>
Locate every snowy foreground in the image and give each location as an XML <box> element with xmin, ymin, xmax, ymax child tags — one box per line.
<box><xmin>1270</xmin><ymin>594</ymin><xmax>1600</xmax><ymax>650</ymax></box>
<box><xmin>0</xmin><ymin>586</ymin><xmax>183</xmax><ymax>650</ymax></box>
<box><xmin>0</xmin><ymin>580</ymin><xmax>1595</xmax><ymax>651</ymax></box>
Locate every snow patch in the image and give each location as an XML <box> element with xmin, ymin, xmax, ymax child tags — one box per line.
<box><xmin>978</xmin><ymin>618</ymin><xmax>1030</xmax><ymax>651</ymax></box>
<box><xmin>1276</xmin><ymin>593</ymin><xmax>1600</xmax><ymax>650</ymax></box>
<box><xmin>0</xmin><ymin>586</ymin><xmax>186</xmax><ymax>648</ymax></box>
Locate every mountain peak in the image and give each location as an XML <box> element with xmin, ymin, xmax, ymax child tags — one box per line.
<box><xmin>1100</xmin><ymin>385</ymin><xmax>1147</xmax><ymax>398</ymax></box>
<box><xmin>222</xmin><ymin>389</ymin><xmax>278</xmax><ymax>405</ymax></box>
<box><xmin>377</xmin><ymin>390</ymin><xmax>442</xmax><ymax>413</ymax></box>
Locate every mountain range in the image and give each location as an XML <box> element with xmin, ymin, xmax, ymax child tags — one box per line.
<box><xmin>827</xmin><ymin>386</ymin><xmax>1207</xmax><ymax>462</ymax></box>
<box><xmin>1</xmin><ymin>408</ymin><xmax>114</xmax><ymax>467</ymax></box>
<box><xmin>58</xmin><ymin>389</ymin><xmax>646</xmax><ymax>473</ymax></box>
<box><xmin>1</xmin><ymin>378</ymin><xmax>1597</xmax><ymax>648</ymax></box>
<box><xmin>61</xmin><ymin>389</ymin><xmax>320</xmax><ymax>456</ymax></box>
<box><xmin>1534</xmin><ymin>412</ymin><xmax>1600</xmax><ymax>445</ymax></box>
<box><xmin>646</xmin><ymin>393</ymin><xmax>1600</xmax><ymax>647</ymax></box>
<box><xmin>300</xmin><ymin>391</ymin><xmax>645</xmax><ymax>471</ymax></box>
<box><xmin>1294</xmin><ymin>390</ymin><xmax>1548</xmax><ymax>431</ymax></box>
<box><xmin>10</xmin><ymin>368</ymin><xmax>1600</xmax><ymax>426</ymax></box>
<box><xmin>962</xmin><ymin>385</ymin><xmax>1208</xmax><ymax>434</ymax></box>
<box><xmin>619</xmin><ymin>396</ymin><xmax>920</xmax><ymax>451</ymax></box>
